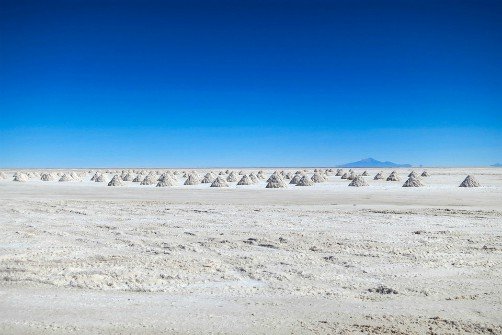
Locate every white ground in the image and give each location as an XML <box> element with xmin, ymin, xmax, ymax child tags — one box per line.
<box><xmin>1</xmin><ymin>168</ymin><xmax>501</xmax><ymax>334</ymax></box>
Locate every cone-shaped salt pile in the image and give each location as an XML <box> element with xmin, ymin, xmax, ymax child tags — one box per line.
<box><xmin>218</xmin><ymin>171</ymin><xmax>225</xmax><ymax>175</ymax></box>
<box><xmin>347</xmin><ymin>172</ymin><xmax>356</xmax><ymax>180</ymax></box>
<box><xmin>362</xmin><ymin>171</ymin><xmax>369</xmax><ymax>176</ymax></box>
<box><xmin>421</xmin><ymin>171</ymin><xmax>430</xmax><ymax>177</ymax></box>
<box><xmin>108</xmin><ymin>175</ymin><xmax>125</xmax><ymax>186</ymax></box>
<box><xmin>335</xmin><ymin>169</ymin><xmax>343</xmax><ymax>176</ymax></box>
<box><xmin>349</xmin><ymin>176</ymin><xmax>369</xmax><ymax>187</ymax></box>
<box><xmin>184</xmin><ymin>174</ymin><xmax>200</xmax><ymax>185</ymax></box>
<box><xmin>257</xmin><ymin>172</ymin><xmax>266</xmax><ymax>180</ymax></box>
<box><xmin>289</xmin><ymin>174</ymin><xmax>302</xmax><ymax>185</ymax></box>
<box><xmin>402</xmin><ymin>177</ymin><xmax>424</xmax><ymax>187</ymax></box>
<box><xmin>297</xmin><ymin>175</ymin><xmax>314</xmax><ymax>186</ymax></box>
<box><xmin>90</xmin><ymin>172</ymin><xmax>100</xmax><ymax>181</ymax></box>
<box><xmin>237</xmin><ymin>175</ymin><xmax>253</xmax><ymax>185</ymax></box>
<box><xmin>374</xmin><ymin>172</ymin><xmax>384</xmax><ymax>180</ymax></box>
<box><xmin>70</xmin><ymin>171</ymin><xmax>80</xmax><ymax>181</ymax></box>
<box><xmin>225</xmin><ymin>169</ymin><xmax>230</xmax><ymax>174</ymax></box>
<box><xmin>386</xmin><ymin>172</ymin><xmax>401</xmax><ymax>181</ymax></box>
<box><xmin>156</xmin><ymin>175</ymin><xmax>176</xmax><ymax>187</ymax></box>
<box><xmin>13</xmin><ymin>173</ymin><xmax>29</xmax><ymax>182</ymax></box>
<box><xmin>141</xmin><ymin>175</ymin><xmax>157</xmax><ymax>185</ymax></box>
<box><xmin>284</xmin><ymin>172</ymin><xmax>293</xmax><ymax>180</ymax></box>
<box><xmin>408</xmin><ymin>171</ymin><xmax>418</xmax><ymax>178</ymax></box>
<box><xmin>59</xmin><ymin>174</ymin><xmax>72</xmax><ymax>182</ymax></box>
<box><xmin>211</xmin><ymin>176</ymin><xmax>229</xmax><ymax>187</ymax></box>
<box><xmin>267</xmin><ymin>173</ymin><xmax>282</xmax><ymax>182</ymax></box>
<box><xmin>341</xmin><ymin>173</ymin><xmax>349</xmax><ymax>179</ymax></box>
<box><xmin>311</xmin><ymin>173</ymin><xmax>326</xmax><ymax>183</ymax></box>
<box><xmin>41</xmin><ymin>173</ymin><xmax>55</xmax><ymax>181</ymax></box>
<box><xmin>238</xmin><ymin>170</ymin><xmax>245</xmax><ymax>175</ymax></box>
<box><xmin>249</xmin><ymin>173</ymin><xmax>259</xmax><ymax>183</ymax></box>
<box><xmin>459</xmin><ymin>175</ymin><xmax>480</xmax><ymax>187</ymax></box>
<box><xmin>266</xmin><ymin>174</ymin><xmax>287</xmax><ymax>188</ymax></box>
<box><xmin>226</xmin><ymin>172</ymin><xmax>238</xmax><ymax>182</ymax></box>
<box><xmin>132</xmin><ymin>175</ymin><xmax>143</xmax><ymax>182</ymax></box>
<box><xmin>95</xmin><ymin>174</ymin><xmax>106</xmax><ymax>182</ymax></box>
<box><xmin>122</xmin><ymin>173</ymin><xmax>134</xmax><ymax>181</ymax></box>
<box><xmin>201</xmin><ymin>173</ymin><xmax>215</xmax><ymax>183</ymax></box>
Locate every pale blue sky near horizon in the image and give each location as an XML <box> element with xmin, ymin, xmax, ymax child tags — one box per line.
<box><xmin>1</xmin><ymin>0</ymin><xmax>501</xmax><ymax>168</ymax></box>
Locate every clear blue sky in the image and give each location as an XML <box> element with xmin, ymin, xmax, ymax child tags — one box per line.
<box><xmin>1</xmin><ymin>0</ymin><xmax>501</xmax><ymax>167</ymax></box>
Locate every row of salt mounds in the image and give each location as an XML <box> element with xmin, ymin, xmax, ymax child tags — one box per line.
<box><xmin>211</xmin><ymin>176</ymin><xmax>229</xmax><ymax>187</ymax></box>
<box><xmin>349</xmin><ymin>176</ymin><xmax>369</xmax><ymax>187</ymax></box>
<box><xmin>374</xmin><ymin>172</ymin><xmax>384</xmax><ymax>180</ymax></box>
<box><xmin>460</xmin><ymin>175</ymin><xmax>480</xmax><ymax>187</ymax></box>
<box><xmin>108</xmin><ymin>175</ymin><xmax>125</xmax><ymax>186</ymax></box>
<box><xmin>402</xmin><ymin>176</ymin><xmax>424</xmax><ymax>187</ymax></box>
<box><xmin>237</xmin><ymin>174</ymin><xmax>254</xmax><ymax>185</ymax></box>
<box><xmin>266</xmin><ymin>173</ymin><xmax>287</xmax><ymax>188</ymax></box>
<box><xmin>386</xmin><ymin>171</ymin><xmax>401</xmax><ymax>181</ymax></box>
<box><xmin>296</xmin><ymin>175</ymin><xmax>314</xmax><ymax>186</ymax></box>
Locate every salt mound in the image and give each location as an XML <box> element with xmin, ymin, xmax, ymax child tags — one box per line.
<box><xmin>132</xmin><ymin>175</ymin><xmax>143</xmax><ymax>182</ymax></box>
<box><xmin>459</xmin><ymin>175</ymin><xmax>480</xmax><ymax>187</ymax></box>
<box><xmin>122</xmin><ymin>173</ymin><xmax>134</xmax><ymax>181</ymax></box>
<box><xmin>374</xmin><ymin>172</ymin><xmax>384</xmax><ymax>180</ymax></box>
<box><xmin>297</xmin><ymin>175</ymin><xmax>314</xmax><ymax>186</ymax></box>
<box><xmin>347</xmin><ymin>172</ymin><xmax>356</xmax><ymax>180</ymax></box>
<box><xmin>237</xmin><ymin>175</ymin><xmax>253</xmax><ymax>185</ymax></box>
<box><xmin>41</xmin><ymin>173</ymin><xmax>55</xmax><ymax>181</ymax></box>
<box><xmin>421</xmin><ymin>171</ymin><xmax>430</xmax><ymax>177</ymax></box>
<box><xmin>408</xmin><ymin>171</ymin><xmax>419</xmax><ymax>178</ymax></box>
<box><xmin>402</xmin><ymin>177</ymin><xmax>424</xmax><ymax>187</ymax></box>
<box><xmin>108</xmin><ymin>175</ymin><xmax>125</xmax><ymax>186</ymax></box>
<box><xmin>226</xmin><ymin>172</ymin><xmax>238</xmax><ymax>182</ymax></box>
<box><xmin>0</xmin><ymin>171</ymin><xmax>6</xmax><ymax>179</ymax></box>
<box><xmin>335</xmin><ymin>169</ymin><xmax>343</xmax><ymax>176</ymax></box>
<box><xmin>341</xmin><ymin>173</ymin><xmax>349</xmax><ymax>179</ymax></box>
<box><xmin>157</xmin><ymin>174</ymin><xmax>177</xmax><ymax>186</ymax></box>
<box><xmin>289</xmin><ymin>174</ymin><xmax>302</xmax><ymax>185</ymax></box>
<box><xmin>95</xmin><ymin>174</ymin><xmax>107</xmax><ymax>182</ymax></box>
<box><xmin>284</xmin><ymin>172</ymin><xmax>293</xmax><ymax>180</ymax></box>
<box><xmin>311</xmin><ymin>173</ymin><xmax>326</xmax><ymax>183</ymax></box>
<box><xmin>248</xmin><ymin>173</ymin><xmax>259</xmax><ymax>183</ymax></box>
<box><xmin>362</xmin><ymin>171</ymin><xmax>369</xmax><ymax>176</ymax></box>
<box><xmin>90</xmin><ymin>172</ymin><xmax>101</xmax><ymax>181</ymax></box>
<box><xmin>201</xmin><ymin>173</ymin><xmax>215</xmax><ymax>183</ymax></box>
<box><xmin>140</xmin><ymin>175</ymin><xmax>157</xmax><ymax>185</ymax></box>
<box><xmin>13</xmin><ymin>173</ymin><xmax>29</xmax><ymax>182</ymax></box>
<box><xmin>59</xmin><ymin>174</ymin><xmax>72</xmax><ymax>182</ymax></box>
<box><xmin>238</xmin><ymin>170</ymin><xmax>245</xmax><ymax>175</ymax></box>
<box><xmin>266</xmin><ymin>174</ymin><xmax>287</xmax><ymax>188</ymax></box>
<box><xmin>211</xmin><ymin>176</ymin><xmax>229</xmax><ymax>187</ymax></box>
<box><xmin>257</xmin><ymin>172</ymin><xmax>266</xmax><ymax>180</ymax></box>
<box><xmin>184</xmin><ymin>174</ymin><xmax>200</xmax><ymax>185</ymax></box>
<box><xmin>386</xmin><ymin>173</ymin><xmax>401</xmax><ymax>181</ymax></box>
<box><xmin>349</xmin><ymin>176</ymin><xmax>369</xmax><ymax>187</ymax></box>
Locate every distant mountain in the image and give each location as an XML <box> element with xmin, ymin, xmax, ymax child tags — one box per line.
<box><xmin>338</xmin><ymin>158</ymin><xmax>412</xmax><ymax>168</ymax></box>
<box><xmin>491</xmin><ymin>163</ymin><xmax>502</xmax><ymax>167</ymax></box>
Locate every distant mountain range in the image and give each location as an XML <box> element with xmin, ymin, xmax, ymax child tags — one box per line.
<box><xmin>338</xmin><ymin>158</ymin><xmax>412</xmax><ymax>168</ymax></box>
<box><xmin>491</xmin><ymin>163</ymin><xmax>502</xmax><ymax>167</ymax></box>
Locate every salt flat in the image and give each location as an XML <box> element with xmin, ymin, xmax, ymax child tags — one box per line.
<box><xmin>0</xmin><ymin>168</ymin><xmax>501</xmax><ymax>334</ymax></box>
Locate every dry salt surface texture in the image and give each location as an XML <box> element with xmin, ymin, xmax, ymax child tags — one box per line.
<box><xmin>1</xmin><ymin>167</ymin><xmax>502</xmax><ymax>334</ymax></box>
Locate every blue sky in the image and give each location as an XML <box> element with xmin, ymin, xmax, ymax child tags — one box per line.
<box><xmin>1</xmin><ymin>0</ymin><xmax>501</xmax><ymax>167</ymax></box>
